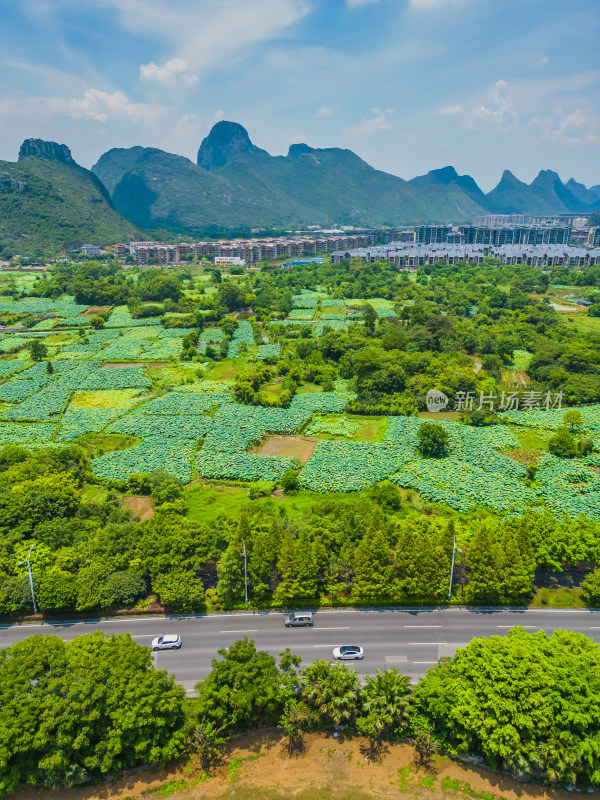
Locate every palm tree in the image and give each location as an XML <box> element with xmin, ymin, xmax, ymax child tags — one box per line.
<box><xmin>300</xmin><ymin>660</ymin><xmax>360</xmax><ymax>727</ymax></box>
<box><xmin>362</xmin><ymin>668</ymin><xmax>412</xmax><ymax>733</ymax></box>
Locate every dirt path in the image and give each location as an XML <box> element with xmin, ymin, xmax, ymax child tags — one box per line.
<box><xmin>11</xmin><ymin>731</ymin><xmax>576</xmax><ymax>800</ymax></box>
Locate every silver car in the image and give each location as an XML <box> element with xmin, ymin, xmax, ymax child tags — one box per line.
<box><xmin>152</xmin><ymin>634</ymin><xmax>182</xmax><ymax>651</ymax></box>
<box><xmin>333</xmin><ymin>645</ymin><xmax>364</xmax><ymax>661</ymax></box>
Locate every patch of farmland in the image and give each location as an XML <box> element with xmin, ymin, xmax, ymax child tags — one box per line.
<box><xmin>254</xmin><ymin>435</ymin><xmax>318</xmax><ymax>462</ymax></box>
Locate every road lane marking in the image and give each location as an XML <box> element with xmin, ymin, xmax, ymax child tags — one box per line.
<box><xmin>219</xmin><ymin>629</ymin><xmax>258</xmax><ymax>634</ymax></box>
<box><xmin>316</xmin><ymin>626</ymin><xmax>350</xmax><ymax>630</ymax></box>
<box><xmin>385</xmin><ymin>655</ymin><xmax>408</xmax><ymax>663</ymax></box>
<box><xmin>404</xmin><ymin>625</ymin><xmax>442</xmax><ymax>628</ymax></box>
<box><xmin>412</xmin><ymin>661</ymin><xmax>437</xmax><ymax>664</ymax></box>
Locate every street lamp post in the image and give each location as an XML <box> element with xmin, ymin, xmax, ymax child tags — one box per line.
<box><xmin>448</xmin><ymin>530</ymin><xmax>462</xmax><ymax>602</ymax></box>
<box><xmin>242</xmin><ymin>539</ymin><xmax>248</xmax><ymax>605</ymax></box>
<box><xmin>18</xmin><ymin>543</ymin><xmax>38</xmax><ymax>614</ymax></box>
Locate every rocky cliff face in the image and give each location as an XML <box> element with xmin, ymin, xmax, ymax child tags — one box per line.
<box><xmin>18</xmin><ymin>139</ymin><xmax>75</xmax><ymax>165</ymax></box>
<box><xmin>196</xmin><ymin>121</ymin><xmax>268</xmax><ymax>171</ymax></box>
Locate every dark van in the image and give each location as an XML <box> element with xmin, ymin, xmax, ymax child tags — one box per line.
<box><xmin>284</xmin><ymin>612</ymin><xmax>314</xmax><ymax>627</ymax></box>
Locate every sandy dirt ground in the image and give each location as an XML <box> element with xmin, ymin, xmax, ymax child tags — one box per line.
<box><xmin>254</xmin><ymin>435</ymin><xmax>319</xmax><ymax>462</ymax></box>
<box><xmin>122</xmin><ymin>495</ymin><xmax>154</xmax><ymax>521</ymax></box>
<box><xmin>10</xmin><ymin>731</ymin><xmax>577</xmax><ymax>800</ymax></box>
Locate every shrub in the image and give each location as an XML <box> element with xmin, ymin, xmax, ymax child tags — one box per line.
<box><xmin>106</xmin><ymin>570</ymin><xmax>146</xmax><ymax>608</ymax></box>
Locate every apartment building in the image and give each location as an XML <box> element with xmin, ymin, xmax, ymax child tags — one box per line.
<box><xmin>331</xmin><ymin>242</ymin><xmax>600</xmax><ymax>268</ymax></box>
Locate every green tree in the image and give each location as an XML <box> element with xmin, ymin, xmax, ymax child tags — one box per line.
<box><xmin>106</xmin><ymin>570</ymin><xmax>146</xmax><ymax>608</ymax></box>
<box><xmin>563</xmin><ymin>409</ymin><xmax>583</xmax><ymax>432</ymax></box>
<box><xmin>217</xmin><ymin>522</ymin><xmax>246</xmax><ymax>604</ymax></box>
<box><xmin>417</xmin><ymin>423</ymin><xmax>449</xmax><ymax>458</ymax></box>
<box><xmin>88</xmin><ymin>315</ymin><xmax>105</xmax><ymax>329</ymax></box>
<box><xmin>152</xmin><ymin>571</ymin><xmax>205</xmax><ymax>612</ymax></box>
<box><xmin>464</xmin><ymin>525</ymin><xmax>504</xmax><ymax>604</ymax></box>
<box><xmin>281</xmin><ymin>468</ymin><xmax>300</xmax><ymax>493</ymax></box>
<box><xmin>37</xmin><ymin>569</ymin><xmax>79</xmax><ymax>612</ymax></box>
<box><xmin>414</xmin><ymin>628</ymin><xmax>600</xmax><ymax>786</ymax></box>
<box><xmin>186</xmin><ymin>721</ymin><xmax>226</xmax><ymax>772</ymax></box>
<box><xmin>0</xmin><ymin>633</ymin><xmax>187</xmax><ymax>794</ymax></box>
<box><xmin>194</xmin><ymin>638</ymin><xmax>289</xmax><ymax>733</ymax></box>
<box><xmin>580</xmin><ymin>567</ymin><xmax>600</xmax><ymax>606</ymax></box>
<box><xmin>280</xmin><ymin>700</ymin><xmax>313</xmax><ymax>757</ymax></box>
<box><xmin>352</xmin><ymin>519</ymin><xmax>392</xmax><ymax>600</ymax></box>
<box><xmin>363</xmin><ymin>303</ymin><xmax>377</xmax><ymax>334</ymax></box>
<box><xmin>300</xmin><ymin>660</ymin><xmax>360</xmax><ymax>727</ymax></box>
<box><xmin>548</xmin><ymin>427</ymin><xmax>578</xmax><ymax>458</ymax></box>
<box><xmin>28</xmin><ymin>338</ymin><xmax>48</xmax><ymax>361</ymax></box>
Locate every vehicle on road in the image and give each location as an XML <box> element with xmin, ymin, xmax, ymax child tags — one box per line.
<box><xmin>333</xmin><ymin>645</ymin><xmax>364</xmax><ymax>660</ymax></box>
<box><xmin>285</xmin><ymin>611</ymin><xmax>314</xmax><ymax>627</ymax></box>
<box><xmin>152</xmin><ymin>634</ymin><xmax>182</xmax><ymax>651</ymax></box>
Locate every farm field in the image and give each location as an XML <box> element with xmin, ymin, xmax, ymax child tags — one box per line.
<box><xmin>0</xmin><ymin>290</ymin><xmax>599</xmax><ymax>523</ymax></box>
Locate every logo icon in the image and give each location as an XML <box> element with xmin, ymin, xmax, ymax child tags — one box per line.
<box><xmin>426</xmin><ymin>389</ymin><xmax>449</xmax><ymax>412</ymax></box>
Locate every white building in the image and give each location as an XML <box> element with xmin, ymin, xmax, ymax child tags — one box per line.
<box><xmin>81</xmin><ymin>245</ymin><xmax>100</xmax><ymax>256</ymax></box>
<box><xmin>214</xmin><ymin>256</ymin><xmax>246</xmax><ymax>266</ymax></box>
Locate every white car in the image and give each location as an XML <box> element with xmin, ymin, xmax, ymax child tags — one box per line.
<box><xmin>333</xmin><ymin>645</ymin><xmax>364</xmax><ymax>661</ymax></box>
<box><xmin>152</xmin><ymin>634</ymin><xmax>182</xmax><ymax>651</ymax></box>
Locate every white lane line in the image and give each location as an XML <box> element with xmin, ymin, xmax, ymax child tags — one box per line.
<box><xmin>412</xmin><ymin>661</ymin><xmax>438</xmax><ymax>664</ymax></box>
<box><xmin>219</xmin><ymin>629</ymin><xmax>258</xmax><ymax>634</ymax></box>
<box><xmin>316</xmin><ymin>626</ymin><xmax>350</xmax><ymax>630</ymax></box>
<box><xmin>408</xmin><ymin>642</ymin><xmax>446</xmax><ymax>645</ymax></box>
<box><xmin>404</xmin><ymin>625</ymin><xmax>442</xmax><ymax>628</ymax></box>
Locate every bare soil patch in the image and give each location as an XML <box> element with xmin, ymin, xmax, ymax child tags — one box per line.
<box><xmin>122</xmin><ymin>495</ymin><xmax>154</xmax><ymax>521</ymax></box>
<box><xmin>82</xmin><ymin>306</ymin><xmax>110</xmax><ymax>316</ymax></box>
<box><xmin>101</xmin><ymin>361</ymin><xmax>168</xmax><ymax>368</ymax></box>
<box><xmin>12</xmin><ymin>730</ymin><xmax>576</xmax><ymax>800</ymax></box>
<box><xmin>253</xmin><ymin>435</ymin><xmax>319</xmax><ymax>462</ymax></box>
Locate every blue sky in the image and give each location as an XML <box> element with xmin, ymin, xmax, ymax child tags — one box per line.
<box><xmin>1</xmin><ymin>0</ymin><xmax>598</xmax><ymax>190</ymax></box>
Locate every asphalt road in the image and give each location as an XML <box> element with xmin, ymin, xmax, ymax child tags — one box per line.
<box><xmin>2</xmin><ymin>607</ymin><xmax>599</xmax><ymax>694</ymax></box>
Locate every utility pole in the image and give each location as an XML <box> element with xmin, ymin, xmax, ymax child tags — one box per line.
<box><xmin>18</xmin><ymin>543</ymin><xmax>38</xmax><ymax>614</ymax></box>
<box><xmin>242</xmin><ymin>539</ymin><xmax>248</xmax><ymax>605</ymax></box>
<box><xmin>448</xmin><ymin>530</ymin><xmax>462</xmax><ymax>602</ymax></box>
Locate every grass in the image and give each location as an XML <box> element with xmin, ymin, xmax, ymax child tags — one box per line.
<box><xmin>80</xmin><ymin>483</ymin><xmax>109</xmax><ymax>503</ymax></box>
<box><xmin>566</xmin><ymin>314</ymin><xmax>600</xmax><ymax>334</ymax></box>
<box><xmin>296</xmin><ymin>382</ymin><xmax>323</xmax><ymax>394</ymax></box>
<box><xmin>206</xmin><ymin>358</ymin><xmax>248</xmax><ymax>380</ymax></box>
<box><xmin>503</xmin><ymin>425</ymin><xmax>550</xmax><ymax>465</ymax></box>
<box><xmin>75</xmin><ymin>432</ymin><xmax>139</xmax><ymax>458</ymax></box>
<box><xmin>261</xmin><ymin>381</ymin><xmax>285</xmax><ymax>400</ymax></box>
<box><xmin>531</xmin><ymin>586</ymin><xmax>586</xmax><ymax>608</ymax></box>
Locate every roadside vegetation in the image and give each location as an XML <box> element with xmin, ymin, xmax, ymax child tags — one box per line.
<box><xmin>2</xmin><ymin>628</ymin><xmax>599</xmax><ymax>794</ymax></box>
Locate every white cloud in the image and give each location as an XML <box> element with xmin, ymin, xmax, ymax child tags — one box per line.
<box><xmin>529</xmin><ymin>108</ymin><xmax>599</xmax><ymax>145</ymax></box>
<box><xmin>536</xmin><ymin>56</ymin><xmax>549</xmax><ymax>67</ymax></box>
<box><xmin>315</xmin><ymin>105</ymin><xmax>335</xmax><ymax>118</ymax></box>
<box><xmin>342</xmin><ymin>109</ymin><xmax>393</xmax><ymax>137</ymax></box>
<box><xmin>140</xmin><ymin>57</ymin><xmax>197</xmax><ymax>86</ymax></box>
<box><xmin>346</xmin><ymin>0</ymin><xmax>379</xmax><ymax>7</ymax></box>
<box><xmin>438</xmin><ymin>105</ymin><xmax>463</xmax><ymax>115</ymax></box>
<box><xmin>104</xmin><ymin>0</ymin><xmax>310</xmax><ymax>78</ymax></box>
<box><xmin>409</xmin><ymin>0</ymin><xmax>467</xmax><ymax>9</ymax></box>
<box><xmin>472</xmin><ymin>79</ymin><xmax>517</xmax><ymax>130</ymax></box>
<box><xmin>67</xmin><ymin>89</ymin><xmax>161</xmax><ymax>124</ymax></box>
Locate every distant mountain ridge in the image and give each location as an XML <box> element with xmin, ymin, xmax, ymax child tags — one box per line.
<box><xmin>0</xmin><ymin>139</ymin><xmax>141</xmax><ymax>258</ymax></box>
<box><xmin>90</xmin><ymin>121</ymin><xmax>599</xmax><ymax>234</ymax></box>
<box><xmin>2</xmin><ymin>124</ymin><xmax>598</xmax><ymax>256</ymax></box>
